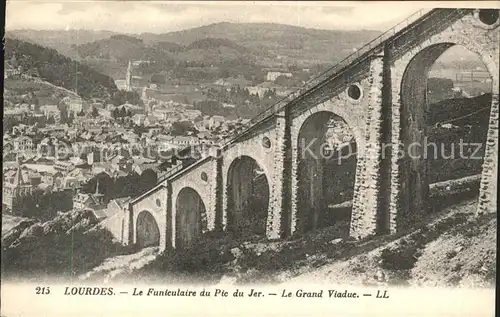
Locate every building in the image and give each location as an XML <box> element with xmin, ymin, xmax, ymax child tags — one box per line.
<box><xmin>132</xmin><ymin>114</ymin><xmax>146</xmax><ymax>126</ymax></box>
<box><xmin>108</xmin><ymin>155</ymin><xmax>133</xmax><ymax>173</ymax></box>
<box><xmin>144</xmin><ymin>115</ymin><xmax>159</xmax><ymax>126</ymax></box>
<box><xmin>213</xmin><ymin>76</ymin><xmax>251</xmax><ymax>88</ymax></box>
<box><xmin>68</xmin><ymin>99</ymin><xmax>84</xmax><ymax>114</ymax></box>
<box><xmin>73</xmin><ymin>181</ymin><xmax>106</xmax><ymax>211</ymax></box>
<box><xmin>4</xmin><ymin>108</ymin><xmax>26</xmax><ymax>120</ymax></box>
<box><xmin>182</xmin><ymin>109</ymin><xmax>202</xmax><ymax>121</ymax></box>
<box><xmin>266</xmin><ymin>70</ymin><xmax>293</xmax><ymax>82</ymax></box>
<box><xmin>145</xmin><ymin>126</ymin><xmax>163</xmax><ymax>136</ymax></box>
<box><xmin>12</xmin><ymin>136</ymin><xmax>35</xmax><ymax>153</ymax></box>
<box><xmin>54</xmin><ymin>161</ymin><xmax>76</xmax><ymax>173</ymax></box>
<box><xmin>2</xmin><ymin>157</ymin><xmax>34</xmax><ymax>215</ymax></box>
<box><xmin>151</xmin><ymin>109</ymin><xmax>177</xmax><ymax>121</ymax></box>
<box><xmin>40</xmin><ymin>105</ymin><xmax>61</xmax><ymax>122</ymax></box>
<box><xmin>246</xmin><ymin>82</ymin><xmax>292</xmax><ymax>98</ymax></box>
<box><xmin>208</xmin><ymin>115</ymin><xmax>226</xmax><ymax>129</ymax></box>
<box><xmin>4</xmin><ymin>65</ymin><xmax>22</xmax><ymax>79</ymax></box>
<box><xmin>99</xmin><ymin>108</ymin><xmax>113</xmax><ymax>119</ymax></box>
<box><xmin>118</xmin><ymin>103</ymin><xmax>145</xmax><ymax>115</ymax></box>
<box><xmin>40</xmin><ymin>170</ymin><xmax>63</xmax><ymax>187</ymax></box>
<box><xmin>99</xmin><ymin>197</ymin><xmax>132</xmax><ymax>245</ymax></box>
<box><xmin>171</xmin><ymin>136</ymin><xmax>200</xmax><ymax>147</ymax></box>
<box><xmin>73</xmin><ymin>192</ymin><xmax>106</xmax><ymax>211</ymax></box>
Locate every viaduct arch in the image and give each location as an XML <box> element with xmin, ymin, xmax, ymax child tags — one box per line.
<box><xmin>127</xmin><ymin>9</ymin><xmax>499</xmax><ymax>252</ymax></box>
<box><xmin>389</xmin><ymin>10</ymin><xmax>499</xmax><ymax>232</ymax></box>
<box><xmin>226</xmin><ymin>155</ymin><xmax>270</xmax><ymax>238</ymax></box>
<box><xmin>175</xmin><ymin>187</ymin><xmax>208</xmax><ymax>249</ymax></box>
<box><xmin>136</xmin><ymin>210</ymin><xmax>160</xmax><ymax>248</ymax></box>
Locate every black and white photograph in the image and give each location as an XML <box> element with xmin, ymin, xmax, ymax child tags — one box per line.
<box><xmin>1</xmin><ymin>1</ymin><xmax>498</xmax><ymax>316</ymax></box>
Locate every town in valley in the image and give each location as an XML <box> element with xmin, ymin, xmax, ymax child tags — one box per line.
<box><xmin>2</xmin><ymin>4</ymin><xmax>498</xmax><ymax>289</ymax></box>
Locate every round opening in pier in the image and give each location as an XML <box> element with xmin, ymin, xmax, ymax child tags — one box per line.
<box><xmin>262</xmin><ymin>136</ymin><xmax>272</xmax><ymax>149</ymax></box>
<box><xmin>478</xmin><ymin>9</ymin><xmax>499</xmax><ymax>26</ymax></box>
<box><xmin>347</xmin><ymin>84</ymin><xmax>362</xmax><ymax>101</ymax></box>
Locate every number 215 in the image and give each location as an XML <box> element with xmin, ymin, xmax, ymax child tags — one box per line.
<box><xmin>35</xmin><ymin>287</ymin><xmax>50</xmax><ymax>295</ymax></box>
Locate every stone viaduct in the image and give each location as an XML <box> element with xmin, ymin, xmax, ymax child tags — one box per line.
<box><xmin>127</xmin><ymin>8</ymin><xmax>499</xmax><ymax>252</ymax></box>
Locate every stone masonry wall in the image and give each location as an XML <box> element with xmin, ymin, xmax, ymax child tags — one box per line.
<box><xmin>130</xmin><ymin>185</ymin><xmax>168</xmax><ymax>251</ymax></box>
<box><xmin>349</xmin><ymin>54</ymin><xmax>387</xmax><ymax>239</ymax></box>
<box><xmin>266</xmin><ymin>110</ymin><xmax>291</xmax><ymax>239</ymax></box>
<box><xmin>170</xmin><ymin>158</ymin><xmax>218</xmax><ymax>248</ymax></box>
<box><xmin>389</xmin><ymin>10</ymin><xmax>499</xmax><ymax>233</ymax></box>
<box><xmin>129</xmin><ymin>10</ymin><xmax>498</xmax><ymax>248</ymax></box>
<box><xmin>221</xmin><ymin>127</ymin><xmax>276</xmax><ymax>233</ymax></box>
<box><xmin>289</xmin><ymin>59</ymin><xmax>374</xmax><ymax>236</ymax></box>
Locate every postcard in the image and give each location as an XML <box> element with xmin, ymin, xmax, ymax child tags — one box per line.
<box><xmin>2</xmin><ymin>1</ymin><xmax>498</xmax><ymax>316</ymax></box>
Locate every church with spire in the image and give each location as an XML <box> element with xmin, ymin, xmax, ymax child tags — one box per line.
<box><xmin>2</xmin><ymin>155</ymin><xmax>34</xmax><ymax>215</ymax></box>
<box><xmin>125</xmin><ymin>61</ymin><xmax>133</xmax><ymax>92</ymax></box>
<box><xmin>72</xmin><ymin>178</ymin><xmax>106</xmax><ymax>211</ymax></box>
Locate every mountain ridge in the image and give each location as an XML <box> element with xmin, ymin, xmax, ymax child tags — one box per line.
<box><xmin>7</xmin><ymin>22</ymin><xmax>383</xmax><ymax>69</ymax></box>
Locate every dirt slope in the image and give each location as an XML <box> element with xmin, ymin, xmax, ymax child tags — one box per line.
<box><xmin>108</xmin><ymin>197</ymin><xmax>495</xmax><ymax>288</ymax></box>
<box><xmin>288</xmin><ymin>199</ymin><xmax>496</xmax><ymax>287</ymax></box>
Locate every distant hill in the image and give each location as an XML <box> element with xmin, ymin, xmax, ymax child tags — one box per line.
<box><xmin>69</xmin><ymin>36</ymin><xmax>261</xmax><ymax>78</ymax></box>
<box><xmin>8</xmin><ymin>23</ymin><xmax>383</xmax><ymax>71</ymax></box>
<box><xmin>73</xmin><ymin>34</ymin><xmax>176</xmax><ymax>65</ymax></box>
<box><xmin>73</xmin><ymin>36</ymin><xmax>254</xmax><ymax>64</ymax></box>
<box><xmin>139</xmin><ymin>22</ymin><xmax>383</xmax><ymax>65</ymax></box>
<box><xmin>152</xmin><ymin>41</ymin><xmax>185</xmax><ymax>53</ymax></box>
<box><xmin>8</xmin><ymin>29</ymin><xmax>118</xmax><ymax>57</ymax></box>
<box><xmin>4</xmin><ymin>38</ymin><xmax>118</xmax><ymax>100</ymax></box>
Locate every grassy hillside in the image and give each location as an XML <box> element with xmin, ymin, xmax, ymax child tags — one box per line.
<box><xmin>72</xmin><ymin>36</ymin><xmax>257</xmax><ymax>78</ymax></box>
<box><xmin>4</xmin><ymin>77</ymin><xmax>84</xmax><ymax>108</ymax></box>
<box><xmin>1</xmin><ymin>209</ymin><xmax>128</xmax><ymax>281</ymax></box>
<box><xmin>5</xmin><ymin>38</ymin><xmax>119</xmax><ymax>100</ymax></box>
<box><xmin>74</xmin><ymin>34</ymin><xmax>176</xmax><ymax>64</ymax></box>
<box><xmin>428</xmin><ymin>93</ymin><xmax>492</xmax><ymax>126</ymax></box>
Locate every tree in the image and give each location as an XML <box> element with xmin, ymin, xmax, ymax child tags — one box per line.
<box><xmin>150</xmin><ymin>74</ymin><xmax>166</xmax><ymax>85</ymax></box>
<box><xmin>274</xmin><ymin>75</ymin><xmax>292</xmax><ymax>86</ymax></box>
<box><xmin>111</xmin><ymin>90</ymin><xmax>144</xmax><ymax>107</ymax></box>
<box><xmin>220</xmin><ymin>69</ymin><xmax>230</xmax><ymax>79</ymax></box>
<box><xmin>91</xmin><ymin>106</ymin><xmax>99</xmax><ymax>117</ymax></box>
<box><xmin>59</xmin><ymin>106</ymin><xmax>69</xmax><ymax>124</ymax></box>
<box><xmin>169</xmin><ymin>121</ymin><xmax>197</xmax><ymax>136</ymax></box>
<box><xmin>119</xmin><ymin>106</ymin><xmax>127</xmax><ymax>118</ymax></box>
<box><xmin>112</xmin><ymin>108</ymin><xmax>120</xmax><ymax>119</ymax></box>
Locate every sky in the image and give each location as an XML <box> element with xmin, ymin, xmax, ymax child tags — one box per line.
<box><xmin>4</xmin><ymin>1</ymin><xmax>439</xmax><ymax>34</ymax></box>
